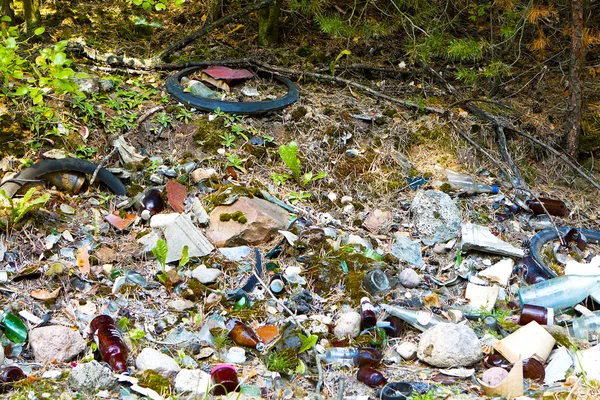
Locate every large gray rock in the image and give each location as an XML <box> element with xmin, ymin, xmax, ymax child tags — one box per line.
<box><xmin>68</xmin><ymin>361</ymin><xmax>117</xmax><ymax>392</ymax></box>
<box><xmin>333</xmin><ymin>311</ymin><xmax>361</xmax><ymax>339</ymax></box>
<box><xmin>174</xmin><ymin>369</ymin><xmax>211</xmax><ymax>396</ymax></box>
<box><xmin>136</xmin><ymin>347</ymin><xmax>181</xmax><ymax>379</ymax></box>
<box><xmin>411</xmin><ymin>190</ymin><xmax>462</xmax><ymax>245</ymax></box>
<box><xmin>30</xmin><ymin>325</ymin><xmax>86</xmax><ymax>363</ymax></box>
<box><xmin>460</xmin><ymin>223</ymin><xmax>524</xmax><ymax>258</ymax></box>
<box><xmin>417</xmin><ymin>323</ymin><xmax>483</xmax><ymax>368</ymax></box>
<box><xmin>206</xmin><ymin>196</ymin><xmax>290</xmax><ymax>247</ymax></box>
<box><xmin>391</xmin><ymin>235</ymin><xmax>423</xmax><ymax>267</ymax></box>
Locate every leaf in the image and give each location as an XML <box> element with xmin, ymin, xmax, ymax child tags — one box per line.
<box><xmin>296</xmin><ymin>359</ymin><xmax>306</xmax><ymax>374</ymax></box>
<box><xmin>30</xmin><ymin>287</ymin><xmax>61</xmax><ymax>300</ymax></box>
<box><xmin>129</xmin><ymin>328</ymin><xmax>146</xmax><ymax>340</ymax></box>
<box><xmin>155</xmin><ymin>3</ymin><xmax>166</xmax><ymax>10</ymax></box>
<box><xmin>166</xmin><ymin>181</ymin><xmax>187</xmax><ymax>213</ymax></box>
<box><xmin>298</xmin><ymin>333</ymin><xmax>318</xmax><ymax>353</ymax></box>
<box><xmin>34</xmin><ymin>27</ymin><xmax>45</xmax><ymax>35</ymax></box>
<box><xmin>52</xmin><ymin>52</ymin><xmax>66</xmax><ymax>66</ymax></box>
<box><xmin>278</xmin><ymin>141</ymin><xmax>301</xmax><ymax>181</ymax></box>
<box><xmin>77</xmin><ymin>247</ymin><xmax>90</xmax><ymax>275</ymax></box>
<box><xmin>4</xmin><ymin>313</ymin><xmax>27</xmax><ymax>343</ymax></box>
<box><xmin>1</xmin><ymin>15</ymin><xmax>11</xmax><ymax>22</ymax></box>
<box><xmin>6</xmin><ymin>37</ymin><xmax>16</xmax><ymax>49</ymax></box>
<box><xmin>178</xmin><ymin>245</ymin><xmax>189</xmax><ymax>269</ymax></box>
<box><xmin>152</xmin><ymin>239</ymin><xmax>168</xmax><ymax>270</ymax></box>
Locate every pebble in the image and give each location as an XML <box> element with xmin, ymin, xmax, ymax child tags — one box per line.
<box><xmin>417</xmin><ymin>323</ymin><xmax>484</xmax><ymax>368</ymax></box>
<box><xmin>136</xmin><ymin>347</ymin><xmax>181</xmax><ymax>378</ymax></box>
<box><xmin>191</xmin><ymin>168</ymin><xmax>218</xmax><ymax>183</ymax></box>
<box><xmin>395</xmin><ymin>342</ymin><xmax>418</xmax><ymax>360</ymax></box>
<box><xmin>432</xmin><ymin>243</ymin><xmax>447</xmax><ymax>254</ymax></box>
<box><xmin>167</xmin><ymin>298</ymin><xmax>195</xmax><ymax>312</ymax></box>
<box><xmin>30</xmin><ymin>325</ymin><xmax>86</xmax><ymax>363</ymax></box>
<box><xmin>340</xmin><ymin>196</ymin><xmax>353</xmax><ymax>204</ymax></box>
<box><xmin>174</xmin><ymin>369</ymin><xmax>211</xmax><ymax>396</ymax></box>
<box><xmin>68</xmin><ymin>361</ymin><xmax>117</xmax><ymax>392</ymax></box>
<box><xmin>398</xmin><ymin>268</ymin><xmax>420</xmax><ymax>288</ymax></box>
<box><xmin>190</xmin><ymin>265</ymin><xmax>223</xmax><ymax>284</ymax></box>
<box><xmin>333</xmin><ymin>311</ymin><xmax>361</xmax><ymax>339</ymax></box>
<box><xmin>205</xmin><ymin>292</ymin><xmax>221</xmax><ymax>305</ymax></box>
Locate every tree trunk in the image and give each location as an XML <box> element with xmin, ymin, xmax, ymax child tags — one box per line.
<box><xmin>23</xmin><ymin>0</ymin><xmax>41</xmax><ymax>34</ymax></box>
<box><xmin>0</xmin><ymin>0</ymin><xmax>14</xmax><ymax>22</ymax></box>
<box><xmin>257</xmin><ymin>0</ymin><xmax>282</xmax><ymax>46</ymax></box>
<box><xmin>566</xmin><ymin>0</ymin><xmax>585</xmax><ymax>157</ymax></box>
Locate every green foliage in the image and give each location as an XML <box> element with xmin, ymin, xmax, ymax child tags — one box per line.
<box><xmin>298</xmin><ymin>333</ymin><xmax>318</xmax><ymax>353</ymax></box>
<box><xmin>128</xmin><ymin>0</ymin><xmax>185</xmax><ymax>12</ymax></box>
<box><xmin>278</xmin><ymin>141</ymin><xmax>301</xmax><ymax>181</ymax></box>
<box><xmin>152</xmin><ymin>239</ymin><xmax>168</xmax><ymax>272</ymax></box>
<box><xmin>178</xmin><ymin>245</ymin><xmax>189</xmax><ymax>269</ymax></box>
<box><xmin>151</xmin><ymin>111</ymin><xmax>173</xmax><ymax>128</ymax></box>
<box><xmin>270</xmin><ymin>172</ymin><xmax>290</xmax><ymax>186</ymax></box>
<box><xmin>446</xmin><ymin>38</ymin><xmax>485</xmax><ymax>62</ymax></box>
<box><xmin>408</xmin><ymin>390</ymin><xmax>436</xmax><ymax>400</ymax></box>
<box><xmin>330</xmin><ymin>49</ymin><xmax>351</xmax><ymax>76</ymax></box>
<box><xmin>314</xmin><ymin>14</ymin><xmax>352</xmax><ymax>38</ymax></box>
<box><xmin>226</xmin><ymin>153</ymin><xmax>243</xmax><ymax>170</ymax></box>
<box><xmin>75</xmin><ymin>145</ymin><xmax>98</xmax><ymax>159</ymax></box>
<box><xmin>455</xmin><ymin>67</ymin><xmax>479</xmax><ymax>86</ymax></box>
<box><xmin>129</xmin><ymin>328</ymin><xmax>146</xmax><ymax>341</ymax></box>
<box><xmin>288</xmin><ymin>191</ymin><xmax>311</xmax><ymax>204</ymax></box>
<box><xmin>175</xmin><ymin>107</ymin><xmax>194</xmax><ymax>124</ymax></box>
<box><xmin>0</xmin><ymin>187</ymin><xmax>50</xmax><ymax>227</ymax></box>
<box><xmin>289</xmin><ymin>0</ymin><xmax>324</xmax><ymax>15</ymax></box>
<box><xmin>302</xmin><ymin>171</ymin><xmax>326</xmax><ymax>186</ymax></box>
<box><xmin>266</xmin><ymin>348</ymin><xmax>298</xmax><ymax>374</ymax></box>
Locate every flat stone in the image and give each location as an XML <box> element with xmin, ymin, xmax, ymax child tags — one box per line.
<box><xmin>191</xmin><ymin>168</ymin><xmax>218</xmax><ymax>183</ymax></box>
<box><xmin>333</xmin><ymin>311</ymin><xmax>361</xmax><ymax>339</ymax></box>
<box><xmin>363</xmin><ymin>209</ymin><xmax>392</xmax><ymax>233</ymax></box>
<box><xmin>190</xmin><ymin>264</ymin><xmax>222</xmax><ymax>284</ymax></box>
<box><xmin>174</xmin><ymin>369</ymin><xmax>211</xmax><ymax>396</ymax></box>
<box><xmin>417</xmin><ymin>323</ymin><xmax>483</xmax><ymax>368</ymax></box>
<box><xmin>206</xmin><ymin>196</ymin><xmax>290</xmax><ymax>247</ymax></box>
<box><xmin>30</xmin><ymin>325</ymin><xmax>86</xmax><ymax>363</ymax></box>
<box><xmin>150</xmin><ymin>213</ymin><xmax>214</xmax><ymax>263</ymax></box>
<box><xmin>168</xmin><ymin>298</ymin><xmax>196</xmax><ymax>312</ymax></box>
<box><xmin>460</xmin><ymin>223</ymin><xmax>524</xmax><ymax>258</ymax></box>
<box><xmin>219</xmin><ymin>246</ymin><xmax>252</xmax><ymax>261</ymax></box>
<box><xmin>396</xmin><ymin>342</ymin><xmax>418</xmax><ymax>360</ymax></box>
<box><xmin>398</xmin><ymin>268</ymin><xmax>420</xmax><ymax>288</ymax></box>
<box><xmin>411</xmin><ymin>190</ymin><xmax>462</xmax><ymax>245</ymax></box>
<box><xmin>68</xmin><ymin>361</ymin><xmax>117</xmax><ymax>392</ymax></box>
<box><xmin>136</xmin><ymin>347</ymin><xmax>181</xmax><ymax>379</ymax></box>
<box><xmin>391</xmin><ymin>235</ymin><xmax>423</xmax><ymax>267</ymax></box>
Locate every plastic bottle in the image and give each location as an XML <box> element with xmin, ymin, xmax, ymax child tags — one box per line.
<box><xmin>360</xmin><ymin>297</ymin><xmax>377</xmax><ymax>330</ymax></box>
<box><xmin>226</xmin><ymin>319</ymin><xmax>265</xmax><ymax>351</ymax></box>
<box><xmin>90</xmin><ymin>315</ymin><xmax>129</xmax><ymax>373</ymax></box>
<box><xmin>380</xmin><ymin>304</ymin><xmax>445</xmax><ymax>332</ymax></box>
<box><xmin>518</xmin><ymin>275</ymin><xmax>600</xmax><ymax>310</ymax></box>
<box><xmin>572</xmin><ymin>311</ymin><xmax>600</xmax><ymax>341</ymax></box>
<box><xmin>357</xmin><ymin>366</ymin><xmax>387</xmax><ymax>388</ymax></box>
<box><xmin>445</xmin><ymin>169</ymin><xmax>499</xmax><ymax>195</ymax></box>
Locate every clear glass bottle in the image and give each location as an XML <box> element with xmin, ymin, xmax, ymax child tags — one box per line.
<box><xmin>445</xmin><ymin>169</ymin><xmax>499</xmax><ymax>195</ymax></box>
<box><xmin>572</xmin><ymin>311</ymin><xmax>600</xmax><ymax>341</ymax></box>
<box><xmin>321</xmin><ymin>347</ymin><xmax>358</xmax><ymax>367</ymax></box>
<box><xmin>518</xmin><ymin>275</ymin><xmax>600</xmax><ymax>310</ymax></box>
<box><xmin>380</xmin><ymin>304</ymin><xmax>445</xmax><ymax>332</ymax></box>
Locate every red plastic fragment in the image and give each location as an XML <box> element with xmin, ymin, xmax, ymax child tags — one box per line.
<box><xmin>203</xmin><ymin>66</ymin><xmax>254</xmax><ymax>82</ymax></box>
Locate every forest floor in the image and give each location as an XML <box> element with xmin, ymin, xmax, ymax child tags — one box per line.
<box><xmin>1</xmin><ymin>1</ymin><xmax>600</xmax><ymax>399</ymax></box>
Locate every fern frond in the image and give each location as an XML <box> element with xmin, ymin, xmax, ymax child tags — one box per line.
<box><xmin>455</xmin><ymin>67</ymin><xmax>479</xmax><ymax>86</ymax></box>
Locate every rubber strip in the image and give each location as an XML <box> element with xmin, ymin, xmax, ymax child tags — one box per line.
<box><xmin>530</xmin><ymin>227</ymin><xmax>600</xmax><ymax>277</ymax></box>
<box><xmin>0</xmin><ymin>158</ymin><xmax>127</xmax><ymax>198</ymax></box>
<box><xmin>165</xmin><ymin>67</ymin><xmax>299</xmax><ymax>114</ymax></box>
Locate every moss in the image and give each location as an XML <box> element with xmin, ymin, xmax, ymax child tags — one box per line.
<box><xmin>191</xmin><ymin>116</ymin><xmax>230</xmax><ymax>151</ymax></box>
<box><xmin>296</xmin><ymin>46</ymin><xmax>312</xmax><ymax>57</ymax></box>
<box><xmin>220</xmin><ymin>213</ymin><xmax>232</xmax><ymax>222</ymax></box>
<box><xmin>439</xmin><ymin>182</ymin><xmax>452</xmax><ymax>193</ymax></box>
<box><xmin>182</xmin><ymin>278</ymin><xmax>205</xmax><ymax>301</ymax></box>
<box><xmin>383</xmin><ymin>108</ymin><xmax>397</xmax><ymax>117</ymax></box>
<box><xmin>204</xmin><ymin>184</ymin><xmax>258</xmax><ymax>211</ymax></box>
<box><xmin>219</xmin><ymin>211</ymin><xmax>247</xmax><ymax>224</ymax></box>
<box><xmin>138</xmin><ymin>370</ymin><xmax>170</xmax><ymax>396</ymax></box>
<box><xmin>266</xmin><ymin>348</ymin><xmax>298</xmax><ymax>374</ymax></box>
<box><xmin>291</xmin><ymin>106</ymin><xmax>308</xmax><ymax>121</ymax></box>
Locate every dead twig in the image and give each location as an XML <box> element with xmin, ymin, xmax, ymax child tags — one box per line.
<box><xmin>159</xmin><ymin>0</ymin><xmax>275</xmax><ymax>60</ymax></box>
<box><xmin>136</xmin><ymin>106</ymin><xmax>165</xmax><ymax>125</ymax></box>
<box><xmin>89</xmin><ymin>147</ymin><xmax>118</xmax><ymax>186</ymax></box>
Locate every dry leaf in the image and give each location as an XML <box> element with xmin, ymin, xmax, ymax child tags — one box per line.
<box><xmin>30</xmin><ymin>287</ymin><xmax>61</xmax><ymax>300</ymax></box>
<box><xmin>77</xmin><ymin>247</ymin><xmax>90</xmax><ymax>275</ymax></box>
<box><xmin>166</xmin><ymin>181</ymin><xmax>187</xmax><ymax>213</ymax></box>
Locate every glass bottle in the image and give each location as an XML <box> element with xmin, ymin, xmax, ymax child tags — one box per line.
<box><xmin>518</xmin><ymin>275</ymin><xmax>600</xmax><ymax>310</ymax></box>
<box><xmin>211</xmin><ymin>364</ymin><xmax>239</xmax><ymax>395</ymax></box>
<box><xmin>572</xmin><ymin>311</ymin><xmax>600</xmax><ymax>341</ymax></box>
<box><xmin>90</xmin><ymin>315</ymin><xmax>129</xmax><ymax>373</ymax></box>
<box><xmin>140</xmin><ymin>189</ymin><xmax>164</xmax><ymax>220</ymax></box>
<box><xmin>226</xmin><ymin>319</ymin><xmax>265</xmax><ymax>351</ymax></box>
<box><xmin>519</xmin><ymin>304</ymin><xmax>554</xmax><ymax>326</ymax></box>
<box><xmin>445</xmin><ymin>169</ymin><xmax>499</xmax><ymax>195</ymax></box>
<box><xmin>321</xmin><ymin>347</ymin><xmax>358</xmax><ymax>367</ymax></box>
<box><xmin>380</xmin><ymin>304</ymin><xmax>445</xmax><ymax>332</ymax></box>
<box><xmin>357</xmin><ymin>366</ymin><xmax>387</xmax><ymax>388</ymax></box>
<box><xmin>360</xmin><ymin>297</ymin><xmax>377</xmax><ymax>330</ymax></box>
<box><xmin>526</xmin><ymin>198</ymin><xmax>569</xmax><ymax>217</ymax></box>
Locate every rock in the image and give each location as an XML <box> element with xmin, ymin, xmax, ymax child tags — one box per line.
<box><xmin>167</xmin><ymin>298</ymin><xmax>195</xmax><ymax>312</ymax></box>
<box><xmin>432</xmin><ymin>243</ymin><xmax>447</xmax><ymax>254</ymax></box>
<box><xmin>333</xmin><ymin>311</ymin><xmax>361</xmax><ymax>339</ymax></box>
<box><xmin>99</xmin><ymin>79</ymin><xmax>115</xmax><ymax>92</ymax></box>
<box><xmin>190</xmin><ymin>197</ymin><xmax>210</xmax><ymax>225</ymax></box>
<box><xmin>74</xmin><ymin>77</ymin><xmax>99</xmax><ymax>93</ymax></box>
<box><xmin>136</xmin><ymin>348</ymin><xmax>181</xmax><ymax>379</ymax></box>
<box><xmin>30</xmin><ymin>325</ymin><xmax>86</xmax><ymax>363</ymax></box>
<box><xmin>460</xmin><ymin>223</ymin><xmax>524</xmax><ymax>258</ymax></box>
<box><xmin>398</xmin><ymin>268</ymin><xmax>420</xmax><ymax>288</ymax></box>
<box><xmin>206</xmin><ymin>292</ymin><xmax>221</xmax><ymax>305</ymax></box>
<box><xmin>219</xmin><ymin>246</ymin><xmax>252</xmax><ymax>261</ymax></box>
<box><xmin>411</xmin><ymin>190</ymin><xmax>462</xmax><ymax>245</ymax></box>
<box><xmin>190</xmin><ymin>264</ymin><xmax>222</xmax><ymax>284</ymax></box>
<box><xmin>150</xmin><ymin>213</ymin><xmax>214</xmax><ymax>263</ymax></box>
<box><xmin>392</xmin><ymin>235</ymin><xmax>423</xmax><ymax>267</ymax></box>
<box><xmin>364</xmin><ymin>209</ymin><xmax>393</xmax><ymax>233</ymax></box>
<box><xmin>478</xmin><ymin>258</ymin><xmax>514</xmax><ymax>286</ymax></box>
<box><xmin>68</xmin><ymin>361</ymin><xmax>117</xmax><ymax>392</ymax></box>
<box><xmin>417</xmin><ymin>323</ymin><xmax>483</xmax><ymax>368</ymax></box>
<box><xmin>174</xmin><ymin>369</ymin><xmax>211</xmax><ymax>396</ymax></box>
<box><xmin>206</xmin><ymin>196</ymin><xmax>290</xmax><ymax>247</ymax></box>
<box><xmin>340</xmin><ymin>196</ymin><xmax>353</xmax><ymax>204</ymax></box>
<box><xmin>191</xmin><ymin>168</ymin><xmax>218</xmax><ymax>183</ymax></box>
<box><xmin>395</xmin><ymin>342</ymin><xmax>418</xmax><ymax>360</ymax></box>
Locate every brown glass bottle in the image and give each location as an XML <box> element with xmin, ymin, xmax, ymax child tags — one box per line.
<box><xmin>382</xmin><ymin>316</ymin><xmax>405</xmax><ymax>337</ymax></box>
<box><xmin>357</xmin><ymin>366</ymin><xmax>387</xmax><ymax>388</ymax></box>
<box><xmin>0</xmin><ymin>366</ymin><xmax>26</xmax><ymax>392</ymax></box>
<box><xmin>211</xmin><ymin>364</ymin><xmax>239</xmax><ymax>395</ymax></box>
<box><xmin>360</xmin><ymin>297</ymin><xmax>377</xmax><ymax>330</ymax></box>
<box><xmin>226</xmin><ymin>319</ymin><xmax>265</xmax><ymax>351</ymax></box>
<box><xmin>355</xmin><ymin>348</ymin><xmax>383</xmax><ymax>367</ymax></box>
<box><xmin>526</xmin><ymin>198</ymin><xmax>569</xmax><ymax>217</ymax></box>
<box><xmin>141</xmin><ymin>189</ymin><xmax>164</xmax><ymax>220</ymax></box>
<box><xmin>90</xmin><ymin>315</ymin><xmax>129</xmax><ymax>373</ymax></box>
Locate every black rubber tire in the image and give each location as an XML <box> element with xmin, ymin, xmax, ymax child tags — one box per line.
<box><xmin>0</xmin><ymin>158</ymin><xmax>127</xmax><ymax>198</ymax></box>
<box><xmin>530</xmin><ymin>227</ymin><xmax>600</xmax><ymax>277</ymax></box>
<box><xmin>165</xmin><ymin>67</ymin><xmax>299</xmax><ymax>114</ymax></box>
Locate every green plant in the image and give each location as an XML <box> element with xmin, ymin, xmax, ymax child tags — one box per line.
<box><xmin>226</xmin><ymin>153</ymin><xmax>243</xmax><ymax>170</ymax></box>
<box><xmin>408</xmin><ymin>389</ymin><xmax>436</xmax><ymax>400</ymax></box>
<box><xmin>298</xmin><ymin>333</ymin><xmax>318</xmax><ymax>353</ymax></box>
<box><xmin>266</xmin><ymin>348</ymin><xmax>298</xmax><ymax>374</ymax></box>
<box><xmin>0</xmin><ymin>187</ymin><xmax>50</xmax><ymax>227</ymax></box>
<box><xmin>278</xmin><ymin>141</ymin><xmax>301</xmax><ymax>181</ymax></box>
<box><xmin>220</xmin><ymin>132</ymin><xmax>236</xmax><ymax>148</ymax></box>
<box><xmin>128</xmin><ymin>328</ymin><xmax>146</xmax><ymax>341</ymax></box>
<box><xmin>446</xmin><ymin>38</ymin><xmax>486</xmax><ymax>62</ymax></box>
<box><xmin>75</xmin><ymin>145</ymin><xmax>98</xmax><ymax>159</ymax></box>
<box><xmin>301</xmin><ymin>171</ymin><xmax>326</xmax><ymax>186</ymax></box>
<box><xmin>270</xmin><ymin>172</ymin><xmax>289</xmax><ymax>186</ymax></box>
<box><xmin>152</xmin><ymin>238</ymin><xmax>168</xmax><ymax>273</ymax></box>
<box><xmin>330</xmin><ymin>49</ymin><xmax>351</xmax><ymax>76</ymax></box>
<box><xmin>128</xmin><ymin>0</ymin><xmax>185</xmax><ymax>11</ymax></box>
<box><xmin>175</xmin><ymin>107</ymin><xmax>193</xmax><ymax>124</ymax></box>
<box><xmin>151</xmin><ymin>111</ymin><xmax>173</xmax><ymax>128</ymax></box>
<box><xmin>288</xmin><ymin>191</ymin><xmax>311</xmax><ymax>204</ymax></box>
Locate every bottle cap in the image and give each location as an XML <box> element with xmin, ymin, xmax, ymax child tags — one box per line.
<box><xmin>491</xmin><ymin>185</ymin><xmax>499</xmax><ymax>194</ymax></box>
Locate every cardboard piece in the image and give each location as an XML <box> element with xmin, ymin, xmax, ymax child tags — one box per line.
<box><xmin>479</xmin><ymin>358</ymin><xmax>524</xmax><ymax>398</ymax></box>
<box><xmin>493</xmin><ymin>321</ymin><xmax>555</xmax><ymax>364</ymax></box>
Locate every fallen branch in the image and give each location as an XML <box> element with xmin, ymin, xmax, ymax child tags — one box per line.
<box><xmin>159</xmin><ymin>0</ymin><xmax>275</xmax><ymax>60</ymax></box>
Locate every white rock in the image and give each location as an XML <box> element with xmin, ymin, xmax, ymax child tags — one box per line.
<box><xmin>395</xmin><ymin>342</ymin><xmax>418</xmax><ymax>360</ymax></box>
<box><xmin>30</xmin><ymin>325</ymin><xmax>86</xmax><ymax>363</ymax></box>
<box><xmin>191</xmin><ymin>265</ymin><xmax>223</xmax><ymax>284</ymax></box>
<box><xmin>340</xmin><ymin>196</ymin><xmax>353</xmax><ymax>204</ymax></box>
<box><xmin>465</xmin><ymin>283</ymin><xmax>500</xmax><ymax>312</ymax></box>
<box><xmin>478</xmin><ymin>258</ymin><xmax>514</xmax><ymax>286</ymax></box>
<box><xmin>398</xmin><ymin>268</ymin><xmax>420</xmax><ymax>288</ymax></box>
<box><xmin>136</xmin><ymin>348</ymin><xmax>181</xmax><ymax>379</ymax></box>
<box><xmin>174</xmin><ymin>369</ymin><xmax>211</xmax><ymax>396</ymax></box>
<box><xmin>333</xmin><ymin>311</ymin><xmax>361</xmax><ymax>339</ymax></box>
<box><xmin>460</xmin><ymin>223</ymin><xmax>524</xmax><ymax>258</ymax></box>
<box><xmin>191</xmin><ymin>168</ymin><xmax>218</xmax><ymax>183</ymax></box>
<box><xmin>417</xmin><ymin>323</ymin><xmax>484</xmax><ymax>368</ymax></box>
<box><xmin>168</xmin><ymin>298</ymin><xmax>195</xmax><ymax>312</ymax></box>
